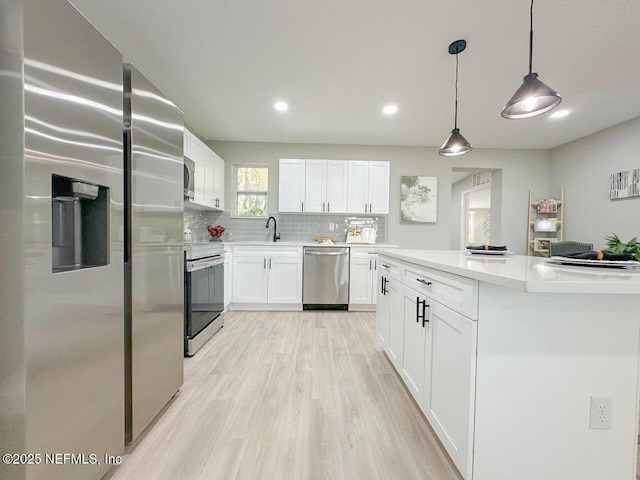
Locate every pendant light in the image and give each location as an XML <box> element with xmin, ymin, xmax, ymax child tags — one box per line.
<box><xmin>501</xmin><ymin>0</ymin><xmax>561</xmax><ymax>119</ymax></box>
<box><xmin>439</xmin><ymin>39</ymin><xmax>472</xmax><ymax>157</ymax></box>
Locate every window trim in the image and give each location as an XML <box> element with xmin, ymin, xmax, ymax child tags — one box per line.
<box><xmin>233</xmin><ymin>164</ymin><xmax>269</xmax><ymax>218</ymax></box>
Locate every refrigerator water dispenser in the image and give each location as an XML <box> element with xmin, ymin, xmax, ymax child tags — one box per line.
<box><xmin>52</xmin><ymin>174</ymin><xmax>109</xmax><ymax>272</ymax></box>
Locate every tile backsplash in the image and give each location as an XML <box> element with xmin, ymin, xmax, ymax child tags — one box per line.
<box><xmin>184</xmin><ymin>210</ymin><xmax>387</xmax><ymax>244</ymax></box>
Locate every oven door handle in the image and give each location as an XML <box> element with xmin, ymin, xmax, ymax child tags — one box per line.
<box><xmin>186</xmin><ymin>256</ymin><xmax>224</xmax><ymax>272</ymax></box>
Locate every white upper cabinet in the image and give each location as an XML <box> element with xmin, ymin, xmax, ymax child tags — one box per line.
<box><xmin>204</xmin><ymin>149</ymin><xmax>215</xmax><ymax>207</ymax></box>
<box><xmin>279</xmin><ymin>158</ymin><xmax>387</xmax><ymax>214</ymax></box>
<box><xmin>212</xmin><ymin>152</ymin><xmax>225</xmax><ymax>210</ymax></box>
<box><xmin>190</xmin><ymin>136</ymin><xmax>207</xmax><ymax>205</ymax></box>
<box><xmin>346</xmin><ymin>161</ymin><xmax>369</xmax><ymax>214</ymax></box>
<box><xmin>304</xmin><ymin>159</ymin><xmax>326</xmax><ymax>212</ymax></box>
<box><xmin>325</xmin><ymin>160</ymin><xmax>348</xmax><ymax>213</ymax></box>
<box><xmin>368</xmin><ymin>161</ymin><xmax>390</xmax><ymax>214</ymax></box>
<box><xmin>279</xmin><ymin>159</ymin><xmax>306</xmax><ymax>212</ymax></box>
<box><xmin>184</xmin><ymin>128</ymin><xmax>225</xmax><ymax>210</ymax></box>
<box><xmin>347</xmin><ymin>160</ymin><xmax>390</xmax><ymax>214</ymax></box>
<box><xmin>183</xmin><ymin>129</ymin><xmax>191</xmax><ymax>158</ymax></box>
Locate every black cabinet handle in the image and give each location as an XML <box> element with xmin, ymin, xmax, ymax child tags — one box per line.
<box><xmin>422</xmin><ymin>302</ymin><xmax>430</xmax><ymax>327</ymax></box>
<box><xmin>381</xmin><ymin>264</ymin><xmax>390</xmax><ymax>269</ymax></box>
<box><xmin>328</xmin><ymin>202</ymin><xmax>330</xmax><ymax>212</ymax></box>
<box><xmin>263</xmin><ymin>258</ymin><xmax>266</xmax><ymax>269</ymax></box>
<box><xmin>416</xmin><ymin>278</ymin><xmax>432</xmax><ymax>286</ymax></box>
<box><xmin>417</xmin><ymin>298</ymin><xmax>429</xmax><ymax>326</ymax></box>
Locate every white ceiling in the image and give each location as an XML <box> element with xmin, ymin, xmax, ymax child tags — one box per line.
<box><xmin>69</xmin><ymin>0</ymin><xmax>640</xmax><ymax>149</ymax></box>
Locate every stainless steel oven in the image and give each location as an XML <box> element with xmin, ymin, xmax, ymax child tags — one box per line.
<box><xmin>184</xmin><ymin>243</ymin><xmax>224</xmax><ymax>356</ymax></box>
<box><xmin>184</xmin><ymin>156</ymin><xmax>195</xmax><ymax>200</ymax></box>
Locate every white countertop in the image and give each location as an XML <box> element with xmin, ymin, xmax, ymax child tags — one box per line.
<box><xmin>378</xmin><ymin>249</ymin><xmax>640</xmax><ymax>294</ymax></box>
<box><xmin>186</xmin><ymin>241</ymin><xmax>398</xmax><ymax>248</ymax></box>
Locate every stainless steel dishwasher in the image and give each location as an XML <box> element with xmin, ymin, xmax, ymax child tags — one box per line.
<box><xmin>303</xmin><ymin>247</ymin><xmax>350</xmax><ymax>309</ymax></box>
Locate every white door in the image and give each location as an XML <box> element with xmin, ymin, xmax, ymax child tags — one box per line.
<box><xmin>232</xmin><ymin>256</ymin><xmax>268</xmax><ymax>303</ymax></box>
<box><xmin>375</xmin><ymin>273</ymin><xmax>389</xmax><ymax>348</ymax></box>
<box><xmin>325</xmin><ymin>160</ymin><xmax>348</xmax><ymax>213</ymax></box>
<box><xmin>347</xmin><ymin>161</ymin><xmax>369</xmax><ymax>213</ymax></box>
<box><xmin>426</xmin><ymin>300</ymin><xmax>477</xmax><ymax>478</ymax></box>
<box><xmin>204</xmin><ymin>149</ymin><xmax>215</xmax><ymax>208</ymax></box>
<box><xmin>349</xmin><ymin>256</ymin><xmax>373</xmax><ymax>304</ymax></box>
<box><xmin>385</xmin><ymin>277</ymin><xmax>404</xmax><ymax>371</ymax></box>
<box><xmin>267</xmin><ymin>256</ymin><xmax>302</xmax><ymax>303</ymax></box>
<box><xmin>368</xmin><ymin>161</ymin><xmax>390</xmax><ymax>214</ymax></box>
<box><xmin>278</xmin><ymin>159</ymin><xmax>306</xmax><ymax>212</ymax></box>
<box><xmin>401</xmin><ymin>286</ymin><xmax>429</xmax><ymax>406</ymax></box>
<box><xmin>213</xmin><ymin>152</ymin><xmax>225</xmax><ymax>210</ymax></box>
<box><xmin>304</xmin><ymin>159</ymin><xmax>326</xmax><ymax>213</ymax></box>
<box><xmin>191</xmin><ymin>137</ymin><xmax>207</xmax><ymax>205</ymax></box>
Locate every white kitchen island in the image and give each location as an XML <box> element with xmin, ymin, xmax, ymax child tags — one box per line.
<box><xmin>375</xmin><ymin>249</ymin><xmax>640</xmax><ymax>480</ymax></box>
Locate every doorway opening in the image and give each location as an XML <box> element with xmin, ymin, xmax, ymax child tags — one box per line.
<box><xmin>450</xmin><ymin>169</ymin><xmax>502</xmax><ymax>250</ymax></box>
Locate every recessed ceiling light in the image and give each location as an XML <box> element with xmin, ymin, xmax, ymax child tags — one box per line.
<box><xmin>382</xmin><ymin>104</ymin><xmax>398</xmax><ymax>115</ymax></box>
<box><xmin>274</xmin><ymin>101</ymin><xmax>288</xmax><ymax>112</ymax></box>
<box><xmin>550</xmin><ymin>109</ymin><xmax>570</xmax><ymax>119</ymax></box>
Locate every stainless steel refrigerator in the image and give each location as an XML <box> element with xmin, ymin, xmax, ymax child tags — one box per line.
<box><xmin>123</xmin><ymin>64</ymin><xmax>184</xmax><ymax>444</ymax></box>
<box><xmin>1</xmin><ymin>1</ymin><xmax>125</xmax><ymax>479</ymax></box>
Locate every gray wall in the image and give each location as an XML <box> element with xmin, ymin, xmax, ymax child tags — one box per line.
<box><xmin>209</xmin><ymin>141</ymin><xmax>550</xmax><ymax>253</ymax></box>
<box><xmin>549</xmin><ymin>116</ymin><xmax>640</xmax><ymax>249</ymax></box>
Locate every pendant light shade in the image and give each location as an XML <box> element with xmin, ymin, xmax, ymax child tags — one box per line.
<box><xmin>501</xmin><ymin>0</ymin><xmax>561</xmax><ymax>119</ymax></box>
<box><xmin>439</xmin><ymin>39</ymin><xmax>472</xmax><ymax>157</ymax></box>
<box><xmin>439</xmin><ymin>128</ymin><xmax>472</xmax><ymax>156</ymax></box>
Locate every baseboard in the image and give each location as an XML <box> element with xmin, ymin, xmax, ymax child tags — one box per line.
<box><xmin>348</xmin><ymin>303</ymin><xmax>377</xmax><ymax>312</ymax></box>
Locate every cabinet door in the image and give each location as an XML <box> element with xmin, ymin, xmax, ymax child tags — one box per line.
<box><xmin>204</xmin><ymin>149</ymin><xmax>215</xmax><ymax>208</ymax></box>
<box><xmin>425</xmin><ymin>301</ymin><xmax>477</xmax><ymax>478</ymax></box>
<box><xmin>278</xmin><ymin>159</ymin><xmax>306</xmax><ymax>212</ymax></box>
<box><xmin>267</xmin><ymin>256</ymin><xmax>302</xmax><ymax>303</ymax></box>
<box><xmin>385</xmin><ymin>277</ymin><xmax>404</xmax><ymax>371</ymax></box>
<box><xmin>223</xmin><ymin>252</ymin><xmax>231</xmax><ymax>308</ymax></box>
<box><xmin>370</xmin><ymin>255</ymin><xmax>378</xmax><ymax>305</ymax></box>
<box><xmin>183</xmin><ymin>129</ymin><xmax>191</xmax><ymax>158</ymax></box>
<box><xmin>232</xmin><ymin>256</ymin><xmax>268</xmax><ymax>303</ymax></box>
<box><xmin>375</xmin><ymin>273</ymin><xmax>389</xmax><ymax>348</ymax></box>
<box><xmin>349</xmin><ymin>256</ymin><xmax>373</xmax><ymax>304</ymax></box>
<box><xmin>304</xmin><ymin>159</ymin><xmax>326</xmax><ymax>213</ymax></box>
<box><xmin>325</xmin><ymin>160</ymin><xmax>348</xmax><ymax>213</ymax></box>
<box><xmin>368</xmin><ymin>161</ymin><xmax>390</xmax><ymax>214</ymax></box>
<box><xmin>191</xmin><ymin>137</ymin><xmax>207</xmax><ymax>205</ymax></box>
<box><xmin>213</xmin><ymin>152</ymin><xmax>225</xmax><ymax>210</ymax></box>
<box><xmin>400</xmin><ymin>286</ymin><xmax>429</xmax><ymax>406</ymax></box>
<box><xmin>347</xmin><ymin>161</ymin><xmax>369</xmax><ymax>213</ymax></box>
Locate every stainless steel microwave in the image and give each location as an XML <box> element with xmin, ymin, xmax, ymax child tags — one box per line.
<box><xmin>184</xmin><ymin>157</ymin><xmax>195</xmax><ymax>200</ymax></box>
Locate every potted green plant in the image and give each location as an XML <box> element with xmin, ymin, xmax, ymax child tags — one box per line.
<box><xmin>603</xmin><ymin>234</ymin><xmax>640</xmax><ymax>261</ymax></box>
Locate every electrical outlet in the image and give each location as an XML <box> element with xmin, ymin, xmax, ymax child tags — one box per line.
<box><xmin>329</xmin><ymin>223</ymin><xmax>335</xmax><ymax>231</ymax></box>
<box><xmin>589</xmin><ymin>396</ymin><xmax>612</xmax><ymax>430</ymax></box>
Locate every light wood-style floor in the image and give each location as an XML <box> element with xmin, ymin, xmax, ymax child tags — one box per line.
<box><xmin>104</xmin><ymin>311</ymin><xmax>462</xmax><ymax>480</ymax></box>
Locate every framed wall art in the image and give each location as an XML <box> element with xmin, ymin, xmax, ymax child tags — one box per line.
<box><xmin>534</xmin><ymin>237</ymin><xmax>557</xmax><ymax>252</ymax></box>
<box><xmin>609</xmin><ymin>168</ymin><xmax>640</xmax><ymax>200</ymax></box>
<box><xmin>400</xmin><ymin>176</ymin><xmax>437</xmax><ymax>223</ymax></box>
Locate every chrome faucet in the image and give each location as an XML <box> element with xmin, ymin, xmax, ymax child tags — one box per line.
<box><xmin>265</xmin><ymin>216</ymin><xmax>280</xmax><ymax>242</ymax></box>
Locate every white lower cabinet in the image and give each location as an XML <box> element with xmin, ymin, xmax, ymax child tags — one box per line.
<box><xmin>267</xmin><ymin>256</ymin><xmax>302</xmax><ymax>303</ymax></box>
<box><xmin>400</xmin><ymin>285</ymin><xmax>430</xmax><ymax>406</ymax></box>
<box><xmin>384</xmin><ymin>277</ymin><xmax>403</xmax><ymax>371</ymax></box>
<box><xmin>425</xmin><ymin>301</ymin><xmax>476</xmax><ymax>478</ymax></box>
<box><xmin>377</xmin><ymin>256</ymin><xmax>477</xmax><ymax>479</ymax></box>
<box><xmin>231</xmin><ymin>246</ymin><xmax>302</xmax><ymax>307</ymax></box>
<box><xmin>232</xmin><ymin>255</ymin><xmax>268</xmax><ymax>303</ymax></box>
<box><xmin>348</xmin><ymin>249</ymin><xmax>378</xmax><ymax>309</ymax></box>
<box><xmin>223</xmin><ymin>247</ymin><xmax>232</xmax><ymax>309</ymax></box>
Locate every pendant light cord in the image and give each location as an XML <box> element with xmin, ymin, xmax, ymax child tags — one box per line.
<box><xmin>529</xmin><ymin>0</ymin><xmax>534</xmax><ymax>74</ymax></box>
<box><xmin>454</xmin><ymin>51</ymin><xmax>459</xmax><ymax>129</ymax></box>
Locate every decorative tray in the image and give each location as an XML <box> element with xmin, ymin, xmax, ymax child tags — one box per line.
<box><xmin>547</xmin><ymin>256</ymin><xmax>640</xmax><ymax>269</ymax></box>
<box><xmin>466</xmin><ymin>250</ymin><xmax>514</xmax><ymax>256</ymax></box>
